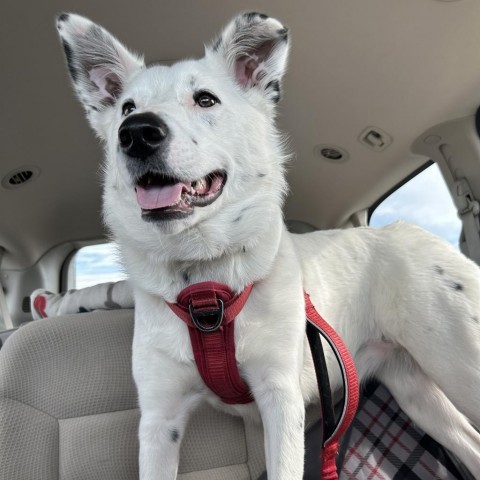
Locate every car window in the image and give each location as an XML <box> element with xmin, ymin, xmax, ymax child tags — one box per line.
<box><xmin>67</xmin><ymin>243</ymin><xmax>127</xmax><ymax>289</ymax></box>
<box><xmin>370</xmin><ymin>163</ymin><xmax>462</xmax><ymax>249</ymax></box>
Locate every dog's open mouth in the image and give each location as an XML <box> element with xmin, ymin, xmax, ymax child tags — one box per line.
<box><xmin>135</xmin><ymin>170</ymin><xmax>226</xmax><ymax>220</ymax></box>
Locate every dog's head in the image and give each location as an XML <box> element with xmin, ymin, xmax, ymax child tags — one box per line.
<box><xmin>57</xmin><ymin>12</ymin><xmax>290</xmax><ymax>260</ymax></box>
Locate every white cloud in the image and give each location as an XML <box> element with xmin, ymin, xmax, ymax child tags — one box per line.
<box><xmin>370</xmin><ymin>164</ymin><xmax>462</xmax><ymax>248</ymax></box>
<box><xmin>73</xmin><ymin>242</ymin><xmax>128</xmax><ymax>288</ymax></box>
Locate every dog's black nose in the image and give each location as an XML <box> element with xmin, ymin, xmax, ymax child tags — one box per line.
<box><xmin>118</xmin><ymin>112</ymin><xmax>168</xmax><ymax>159</ymax></box>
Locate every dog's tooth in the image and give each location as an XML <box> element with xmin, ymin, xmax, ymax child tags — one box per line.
<box><xmin>195</xmin><ymin>177</ymin><xmax>206</xmax><ymax>194</ymax></box>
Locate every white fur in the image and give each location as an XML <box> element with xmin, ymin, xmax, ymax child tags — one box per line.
<box><xmin>58</xmin><ymin>12</ymin><xmax>480</xmax><ymax>479</ymax></box>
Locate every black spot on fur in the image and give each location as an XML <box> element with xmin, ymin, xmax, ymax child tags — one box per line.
<box><xmin>244</xmin><ymin>12</ymin><xmax>267</xmax><ymax>22</ymax></box>
<box><xmin>170</xmin><ymin>428</ymin><xmax>180</xmax><ymax>443</ymax></box>
<box><xmin>434</xmin><ymin>265</ymin><xmax>444</xmax><ymax>275</ymax></box>
<box><xmin>57</xmin><ymin>13</ymin><xmax>70</xmax><ymax>23</ymax></box>
<box><xmin>62</xmin><ymin>40</ymin><xmax>78</xmax><ymax>82</ymax></box>
<box><xmin>266</xmin><ymin>80</ymin><xmax>281</xmax><ymax>103</ymax></box>
<box><xmin>57</xmin><ymin>13</ymin><xmax>69</xmax><ymax>29</ymax></box>
<box><xmin>266</xmin><ymin>80</ymin><xmax>280</xmax><ymax>93</ymax></box>
<box><xmin>258</xmin><ymin>173</ymin><xmax>266</xmax><ymax>178</ymax></box>
<box><xmin>212</xmin><ymin>37</ymin><xmax>222</xmax><ymax>52</ymax></box>
<box><xmin>191</xmin><ymin>138</ymin><xmax>198</xmax><ymax>145</ymax></box>
<box><xmin>182</xmin><ymin>272</ymin><xmax>189</xmax><ymax>283</ymax></box>
<box><xmin>89</xmin><ymin>105</ymin><xmax>99</xmax><ymax>112</ymax></box>
<box><xmin>242</xmin><ymin>246</ymin><xmax>247</xmax><ymax>253</ymax></box>
<box><xmin>277</xmin><ymin>27</ymin><xmax>289</xmax><ymax>40</ymax></box>
<box><xmin>205</xmin><ymin>116</ymin><xmax>216</xmax><ymax>127</ymax></box>
<box><xmin>234</xmin><ymin>206</ymin><xmax>252</xmax><ymax>224</ymax></box>
<box><xmin>452</xmin><ymin>282</ymin><xmax>464</xmax><ymax>291</ymax></box>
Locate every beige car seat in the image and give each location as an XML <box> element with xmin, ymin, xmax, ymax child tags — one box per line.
<box><xmin>0</xmin><ymin>310</ymin><xmax>320</xmax><ymax>480</ymax></box>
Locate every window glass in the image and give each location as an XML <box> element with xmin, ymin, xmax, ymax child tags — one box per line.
<box><xmin>68</xmin><ymin>243</ymin><xmax>127</xmax><ymax>289</ymax></box>
<box><xmin>370</xmin><ymin>163</ymin><xmax>462</xmax><ymax>249</ymax></box>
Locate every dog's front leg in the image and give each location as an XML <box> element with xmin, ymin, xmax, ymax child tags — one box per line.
<box><xmin>134</xmin><ymin>349</ymin><xmax>204</xmax><ymax>480</ymax></box>
<box><xmin>249</xmin><ymin>370</ymin><xmax>306</xmax><ymax>479</ymax></box>
<box><xmin>138</xmin><ymin>398</ymin><xmax>200</xmax><ymax>480</ymax></box>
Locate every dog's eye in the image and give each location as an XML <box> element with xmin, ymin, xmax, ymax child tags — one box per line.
<box><xmin>194</xmin><ymin>91</ymin><xmax>220</xmax><ymax>108</ymax></box>
<box><xmin>122</xmin><ymin>101</ymin><xmax>136</xmax><ymax>116</ymax></box>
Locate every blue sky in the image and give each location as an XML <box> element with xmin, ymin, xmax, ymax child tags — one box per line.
<box><xmin>74</xmin><ymin>163</ymin><xmax>462</xmax><ymax>288</ymax></box>
<box><xmin>370</xmin><ymin>164</ymin><xmax>462</xmax><ymax>248</ymax></box>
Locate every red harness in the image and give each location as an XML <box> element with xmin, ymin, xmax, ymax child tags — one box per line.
<box><xmin>167</xmin><ymin>282</ymin><xmax>359</xmax><ymax>479</ymax></box>
<box><xmin>166</xmin><ymin>281</ymin><xmax>254</xmax><ymax>404</ymax></box>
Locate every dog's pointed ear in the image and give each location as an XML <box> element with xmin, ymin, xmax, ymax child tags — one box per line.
<box><xmin>56</xmin><ymin>13</ymin><xmax>144</xmax><ymax>115</ymax></box>
<box><xmin>207</xmin><ymin>12</ymin><xmax>289</xmax><ymax>104</ymax></box>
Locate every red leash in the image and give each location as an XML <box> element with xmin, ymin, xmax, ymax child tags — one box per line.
<box><xmin>167</xmin><ymin>282</ymin><xmax>359</xmax><ymax>477</ymax></box>
<box><xmin>305</xmin><ymin>292</ymin><xmax>359</xmax><ymax>479</ymax></box>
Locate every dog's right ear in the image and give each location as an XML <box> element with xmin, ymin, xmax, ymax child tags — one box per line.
<box><xmin>206</xmin><ymin>12</ymin><xmax>289</xmax><ymax>104</ymax></box>
<box><xmin>56</xmin><ymin>13</ymin><xmax>144</xmax><ymax>118</ymax></box>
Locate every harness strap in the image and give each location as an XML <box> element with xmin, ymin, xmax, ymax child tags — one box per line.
<box><xmin>305</xmin><ymin>292</ymin><xmax>359</xmax><ymax>480</ymax></box>
<box><xmin>167</xmin><ymin>283</ymin><xmax>359</xmax><ymax>479</ymax></box>
<box><xmin>166</xmin><ymin>282</ymin><xmax>254</xmax><ymax>404</ymax></box>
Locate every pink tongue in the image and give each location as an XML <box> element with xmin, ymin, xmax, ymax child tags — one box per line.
<box><xmin>136</xmin><ymin>183</ymin><xmax>185</xmax><ymax>210</ymax></box>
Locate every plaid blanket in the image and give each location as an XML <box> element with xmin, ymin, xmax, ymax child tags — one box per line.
<box><xmin>338</xmin><ymin>383</ymin><xmax>473</xmax><ymax>480</ymax></box>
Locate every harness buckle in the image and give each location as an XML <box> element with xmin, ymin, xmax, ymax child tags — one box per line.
<box><xmin>189</xmin><ymin>299</ymin><xmax>224</xmax><ymax>332</ymax></box>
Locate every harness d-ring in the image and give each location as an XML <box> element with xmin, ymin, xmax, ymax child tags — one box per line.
<box><xmin>189</xmin><ymin>298</ymin><xmax>224</xmax><ymax>332</ymax></box>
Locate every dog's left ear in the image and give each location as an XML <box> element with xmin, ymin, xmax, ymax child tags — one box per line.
<box><xmin>207</xmin><ymin>12</ymin><xmax>289</xmax><ymax>104</ymax></box>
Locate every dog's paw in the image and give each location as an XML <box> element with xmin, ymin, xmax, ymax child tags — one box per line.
<box><xmin>56</xmin><ymin>13</ymin><xmax>144</xmax><ymax>117</ymax></box>
<box><xmin>208</xmin><ymin>12</ymin><xmax>289</xmax><ymax>104</ymax></box>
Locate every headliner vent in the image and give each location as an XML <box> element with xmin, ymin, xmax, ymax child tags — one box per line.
<box><xmin>2</xmin><ymin>167</ymin><xmax>40</xmax><ymax>189</ymax></box>
<box><xmin>313</xmin><ymin>144</ymin><xmax>349</xmax><ymax>164</ymax></box>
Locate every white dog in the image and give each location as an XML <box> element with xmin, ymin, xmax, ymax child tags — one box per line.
<box><xmin>57</xmin><ymin>12</ymin><xmax>480</xmax><ymax>479</ymax></box>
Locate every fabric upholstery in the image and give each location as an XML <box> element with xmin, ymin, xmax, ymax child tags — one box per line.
<box><xmin>0</xmin><ymin>310</ymin><xmax>138</xmax><ymax>480</ymax></box>
<box><xmin>1</xmin><ymin>309</ymin><xmax>318</xmax><ymax>480</ymax></box>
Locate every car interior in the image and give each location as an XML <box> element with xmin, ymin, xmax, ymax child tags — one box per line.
<box><xmin>2</xmin><ymin>1</ymin><xmax>480</xmax><ymax>479</ymax></box>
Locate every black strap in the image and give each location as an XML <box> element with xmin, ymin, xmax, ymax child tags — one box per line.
<box><xmin>306</xmin><ymin>321</ymin><xmax>337</xmax><ymax>443</ymax></box>
<box><xmin>257</xmin><ymin>323</ymin><xmax>343</xmax><ymax>480</ymax></box>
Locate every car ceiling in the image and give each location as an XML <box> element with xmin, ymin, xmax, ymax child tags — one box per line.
<box><xmin>2</xmin><ymin>0</ymin><xmax>480</xmax><ymax>269</ymax></box>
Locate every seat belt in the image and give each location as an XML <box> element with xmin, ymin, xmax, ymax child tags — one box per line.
<box><xmin>0</xmin><ymin>248</ymin><xmax>14</xmax><ymax>330</ymax></box>
<box><xmin>437</xmin><ymin>144</ymin><xmax>480</xmax><ymax>264</ymax></box>
<box><xmin>453</xmin><ymin>177</ymin><xmax>480</xmax><ymax>263</ymax></box>
<box><xmin>411</xmin><ymin>116</ymin><xmax>480</xmax><ymax>265</ymax></box>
